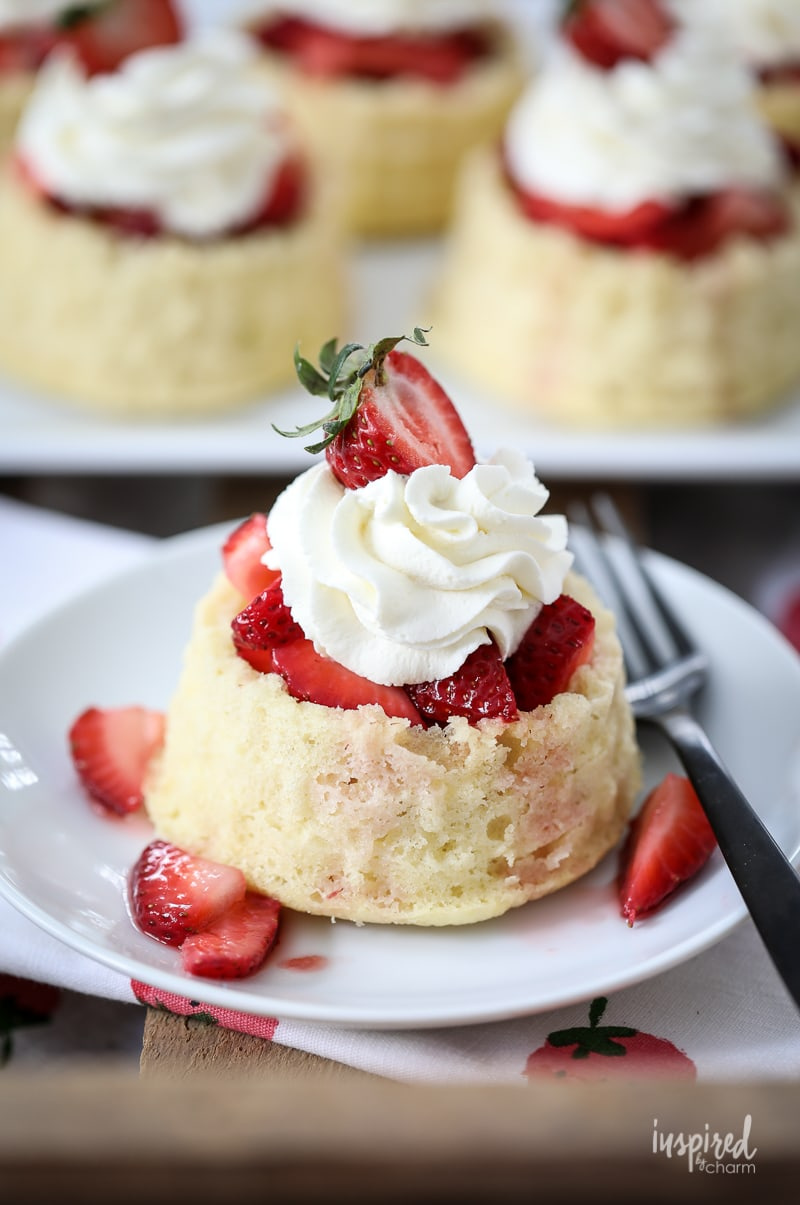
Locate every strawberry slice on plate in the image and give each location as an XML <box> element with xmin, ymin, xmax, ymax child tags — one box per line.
<box><xmin>181</xmin><ymin>893</ymin><xmax>281</xmax><ymax>980</ymax></box>
<box><xmin>407</xmin><ymin>642</ymin><xmax>519</xmax><ymax>725</ymax></box>
<box><xmin>69</xmin><ymin>705</ymin><xmax>165</xmax><ymax>816</ymax></box>
<box><xmin>281</xmin><ymin>329</ymin><xmax>476</xmax><ymax>490</ymax></box>
<box><xmin>63</xmin><ymin>0</ymin><xmax>182</xmax><ymax>76</ymax></box>
<box><xmin>618</xmin><ymin>773</ymin><xmax>717</xmax><ymax>923</ymax></box>
<box><xmin>564</xmin><ymin>0</ymin><xmax>674</xmax><ymax>70</ymax></box>
<box><xmin>271</xmin><ymin>638</ymin><xmax>425</xmax><ymax>724</ymax></box>
<box><xmin>222</xmin><ymin>513</ymin><xmax>280</xmax><ymax>603</ymax></box>
<box><xmin>129</xmin><ymin>839</ymin><xmax>247</xmax><ymax>948</ymax></box>
<box><xmin>506</xmin><ymin>595</ymin><xmax>596</xmax><ymax>712</ymax></box>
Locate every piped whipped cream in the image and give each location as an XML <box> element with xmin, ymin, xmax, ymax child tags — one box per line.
<box><xmin>0</xmin><ymin>0</ymin><xmax>104</xmax><ymax>32</ymax></box>
<box><xmin>16</xmin><ymin>32</ymin><xmax>294</xmax><ymax>239</ymax></box>
<box><xmin>712</xmin><ymin>0</ymin><xmax>800</xmax><ymax>69</ymax></box>
<box><xmin>265</xmin><ymin>450</ymin><xmax>572</xmax><ymax>688</ymax></box>
<box><xmin>505</xmin><ymin>0</ymin><xmax>784</xmax><ymax>213</ymax></box>
<box><xmin>253</xmin><ymin>0</ymin><xmax>496</xmax><ymax>36</ymax></box>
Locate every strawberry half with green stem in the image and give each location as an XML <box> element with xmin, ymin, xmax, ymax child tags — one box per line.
<box><xmin>69</xmin><ymin>705</ymin><xmax>165</xmax><ymax>816</ymax></box>
<box><xmin>506</xmin><ymin>595</ymin><xmax>595</xmax><ymax>712</ymax></box>
<box><xmin>563</xmin><ymin>0</ymin><xmax>674</xmax><ymax>70</ymax></box>
<box><xmin>278</xmin><ymin>329</ymin><xmax>476</xmax><ymax>490</ymax></box>
<box><xmin>618</xmin><ymin>773</ymin><xmax>717</xmax><ymax>923</ymax></box>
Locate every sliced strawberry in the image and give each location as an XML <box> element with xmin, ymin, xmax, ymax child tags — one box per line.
<box><xmin>639</xmin><ymin>188</ymin><xmax>790</xmax><ymax>261</ymax></box>
<box><xmin>231</xmin><ymin>579</ymin><xmax>304</xmax><ymax>652</ymax></box>
<box><xmin>506</xmin><ymin>595</ymin><xmax>595</xmax><ymax>712</ymax></box>
<box><xmin>256</xmin><ymin>16</ymin><xmax>487</xmax><ymax>84</ymax></box>
<box><xmin>129</xmin><ymin>839</ymin><xmax>247</xmax><ymax>948</ymax></box>
<box><xmin>0</xmin><ymin>27</ymin><xmax>59</xmax><ymax>74</ymax></box>
<box><xmin>222</xmin><ymin>513</ymin><xmax>280</xmax><ymax>602</ymax></box>
<box><xmin>513</xmin><ymin>186</ymin><xmax>674</xmax><ymax>246</ymax></box>
<box><xmin>234</xmin><ymin>154</ymin><xmax>306</xmax><ymax>232</ymax></box>
<box><xmin>283</xmin><ymin>331</ymin><xmax>475</xmax><ymax>490</ymax></box>
<box><xmin>618</xmin><ymin>773</ymin><xmax>717</xmax><ymax>923</ymax></box>
<box><xmin>407</xmin><ymin>642</ymin><xmax>519</xmax><ymax>725</ymax></box>
<box><xmin>69</xmin><ymin>705</ymin><xmax>165</xmax><ymax>816</ymax></box>
<box><xmin>181</xmin><ymin>892</ymin><xmax>281</xmax><ymax>980</ymax></box>
<box><xmin>271</xmin><ymin>638</ymin><xmax>425</xmax><ymax>724</ymax></box>
<box><xmin>564</xmin><ymin>0</ymin><xmax>674</xmax><ymax>70</ymax></box>
<box><xmin>63</xmin><ymin>0</ymin><xmax>182</xmax><ymax>76</ymax></box>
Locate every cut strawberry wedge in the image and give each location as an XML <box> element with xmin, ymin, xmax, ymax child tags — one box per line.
<box><xmin>514</xmin><ymin>188</ymin><xmax>674</xmax><ymax>246</ymax></box>
<box><xmin>271</xmin><ymin>638</ymin><xmax>425</xmax><ymax>724</ymax></box>
<box><xmin>407</xmin><ymin>642</ymin><xmax>519</xmax><ymax>725</ymax></box>
<box><xmin>506</xmin><ymin>595</ymin><xmax>596</xmax><ymax>712</ymax></box>
<box><xmin>69</xmin><ymin>705</ymin><xmax>165</xmax><ymax>816</ymax></box>
<box><xmin>638</xmin><ymin>188</ymin><xmax>790</xmax><ymax>261</ymax></box>
<box><xmin>231</xmin><ymin>579</ymin><xmax>304</xmax><ymax>651</ymax></box>
<box><xmin>618</xmin><ymin>773</ymin><xmax>717</xmax><ymax>923</ymax></box>
<box><xmin>181</xmin><ymin>893</ymin><xmax>281</xmax><ymax>980</ymax></box>
<box><xmin>256</xmin><ymin>16</ymin><xmax>487</xmax><ymax>84</ymax></box>
<box><xmin>564</xmin><ymin>0</ymin><xmax>674</xmax><ymax>70</ymax></box>
<box><xmin>129</xmin><ymin>840</ymin><xmax>247</xmax><ymax>948</ymax></box>
<box><xmin>222</xmin><ymin>513</ymin><xmax>280</xmax><ymax>602</ymax></box>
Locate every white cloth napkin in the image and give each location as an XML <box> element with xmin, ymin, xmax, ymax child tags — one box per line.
<box><xmin>2</xmin><ymin>495</ymin><xmax>799</xmax><ymax>1083</ymax></box>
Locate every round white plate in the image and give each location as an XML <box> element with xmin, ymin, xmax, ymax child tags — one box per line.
<box><xmin>1</xmin><ymin>525</ymin><xmax>799</xmax><ymax>1029</ymax></box>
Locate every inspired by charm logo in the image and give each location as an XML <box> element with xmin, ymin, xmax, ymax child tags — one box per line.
<box><xmin>653</xmin><ymin>1115</ymin><xmax>757</xmax><ymax>1175</ymax></box>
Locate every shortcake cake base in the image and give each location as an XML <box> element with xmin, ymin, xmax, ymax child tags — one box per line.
<box><xmin>253</xmin><ymin>23</ymin><xmax>524</xmax><ymax>237</ymax></box>
<box><xmin>0</xmin><ymin>170</ymin><xmax>347</xmax><ymax>416</ymax></box>
<box><xmin>0</xmin><ymin>73</ymin><xmax>32</xmax><ymax>155</ymax></box>
<box><xmin>144</xmin><ymin>570</ymin><xmax>640</xmax><ymax>927</ymax></box>
<box><xmin>430</xmin><ymin>149</ymin><xmax>800</xmax><ymax>427</ymax></box>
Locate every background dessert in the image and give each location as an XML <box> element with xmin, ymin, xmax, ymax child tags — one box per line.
<box><xmin>0</xmin><ymin>0</ymin><xmax>183</xmax><ymax>154</ymax></box>
<box><xmin>0</xmin><ymin>30</ymin><xmax>347</xmax><ymax>416</ymax></box>
<box><xmin>431</xmin><ymin>0</ymin><xmax>800</xmax><ymax>428</ymax></box>
<box><xmin>244</xmin><ymin>0</ymin><xmax>526</xmax><ymax>236</ymax></box>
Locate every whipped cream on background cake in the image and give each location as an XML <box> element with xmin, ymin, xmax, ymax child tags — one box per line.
<box><xmin>16</xmin><ymin>30</ymin><xmax>292</xmax><ymax>237</ymax></box>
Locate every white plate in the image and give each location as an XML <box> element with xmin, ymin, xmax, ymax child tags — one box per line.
<box><xmin>2</xmin><ymin>241</ymin><xmax>800</xmax><ymax>481</ymax></box>
<box><xmin>1</xmin><ymin>526</ymin><xmax>799</xmax><ymax>1029</ymax></box>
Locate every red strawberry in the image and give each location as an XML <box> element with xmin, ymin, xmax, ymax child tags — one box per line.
<box><xmin>407</xmin><ymin>642</ymin><xmax>519</xmax><ymax>725</ymax></box>
<box><xmin>129</xmin><ymin>839</ymin><xmax>247</xmax><ymax>948</ymax></box>
<box><xmin>222</xmin><ymin>513</ymin><xmax>280</xmax><ymax>602</ymax></box>
<box><xmin>256</xmin><ymin>16</ymin><xmax>487</xmax><ymax>84</ymax></box>
<box><xmin>524</xmin><ymin>996</ymin><xmax>696</xmax><ymax>1081</ymax></box>
<box><xmin>513</xmin><ymin>186</ymin><xmax>674</xmax><ymax>246</ymax></box>
<box><xmin>271</xmin><ymin>637</ymin><xmax>425</xmax><ymax>724</ymax></box>
<box><xmin>231</xmin><ymin>579</ymin><xmax>304</xmax><ymax>652</ymax></box>
<box><xmin>618</xmin><ymin>773</ymin><xmax>717</xmax><ymax>923</ymax></box>
<box><xmin>181</xmin><ymin>893</ymin><xmax>281</xmax><ymax>980</ymax></box>
<box><xmin>640</xmin><ymin>188</ymin><xmax>789</xmax><ymax>261</ymax></box>
<box><xmin>63</xmin><ymin>0</ymin><xmax>182</xmax><ymax>76</ymax></box>
<box><xmin>280</xmin><ymin>330</ymin><xmax>475</xmax><ymax>490</ymax></box>
<box><xmin>564</xmin><ymin>0</ymin><xmax>674</xmax><ymax>70</ymax></box>
<box><xmin>0</xmin><ymin>27</ymin><xmax>59</xmax><ymax>73</ymax></box>
<box><xmin>506</xmin><ymin>595</ymin><xmax>595</xmax><ymax>712</ymax></box>
<box><xmin>69</xmin><ymin>706</ymin><xmax>165</xmax><ymax>816</ymax></box>
<box><xmin>235</xmin><ymin>154</ymin><xmax>306</xmax><ymax>231</ymax></box>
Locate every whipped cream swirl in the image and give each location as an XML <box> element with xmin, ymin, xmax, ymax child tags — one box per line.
<box><xmin>505</xmin><ymin>0</ymin><xmax>784</xmax><ymax>212</ymax></box>
<box><xmin>265</xmin><ymin>451</ymin><xmax>572</xmax><ymax>688</ymax></box>
<box><xmin>712</xmin><ymin>0</ymin><xmax>800</xmax><ymax>69</ymax></box>
<box><xmin>0</xmin><ymin>0</ymin><xmax>104</xmax><ymax>32</ymax></box>
<box><xmin>254</xmin><ymin>0</ymin><xmax>496</xmax><ymax>36</ymax></box>
<box><xmin>17</xmin><ymin>32</ymin><xmax>294</xmax><ymax>238</ymax></box>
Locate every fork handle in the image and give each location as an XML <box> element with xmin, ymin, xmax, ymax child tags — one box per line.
<box><xmin>656</xmin><ymin>707</ymin><xmax>800</xmax><ymax>1013</ymax></box>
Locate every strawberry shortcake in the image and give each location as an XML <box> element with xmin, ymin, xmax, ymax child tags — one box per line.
<box><xmin>244</xmin><ymin>0</ymin><xmax>525</xmax><ymax>236</ymax></box>
<box><xmin>143</xmin><ymin>332</ymin><xmax>640</xmax><ymax>927</ymax></box>
<box><xmin>0</xmin><ymin>0</ymin><xmax>182</xmax><ymax>154</ymax></box>
<box><xmin>0</xmin><ymin>31</ymin><xmax>346</xmax><ymax>415</ymax></box>
<box><xmin>431</xmin><ymin>0</ymin><xmax>800</xmax><ymax>427</ymax></box>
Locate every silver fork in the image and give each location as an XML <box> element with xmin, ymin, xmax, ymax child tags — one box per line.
<box><xmin>570</xmin><ymin>493</ymin><xmax>800</xmax><ymax>1013</ymax></box>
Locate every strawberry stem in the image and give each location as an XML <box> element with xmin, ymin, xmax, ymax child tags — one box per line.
<box><xmin>275</xmin><ymin>328</ymin><xmax>430</xmax><ymax>453</ymax></box>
